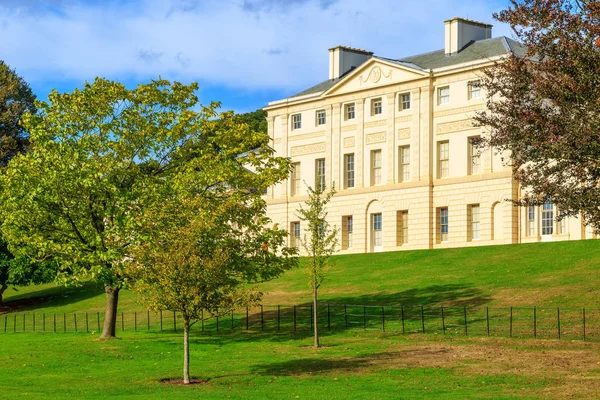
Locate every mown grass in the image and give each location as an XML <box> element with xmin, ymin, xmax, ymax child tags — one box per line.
<box><xmin>4</xmin><ymin>240</ymin><xmax>600</xmax><ymax>315</ymax></box>
<box><xmin>1</xmin><ymin>330</ymin><xmax>599</xmax><ymax>399</ymax></box>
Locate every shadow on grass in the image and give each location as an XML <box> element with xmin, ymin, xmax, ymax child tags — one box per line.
<box><xmin>250</xmin><ymin>349</ymin><xmax>452</xmax><ymax>376</ymax></box>
<box><xmin>1</xmin><ymin>282</ymin><xmax>105</xmax><ymax>314</ymax></box>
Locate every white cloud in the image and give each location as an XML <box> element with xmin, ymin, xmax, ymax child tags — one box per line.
<box><xmin>0</xmin><ymin>0</ymin><xmax>513</xmax><ymax>94</ymax></box>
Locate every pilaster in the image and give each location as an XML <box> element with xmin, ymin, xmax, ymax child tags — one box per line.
<box><xmin>386</xmin><ymin>93</ymin><xmax>396</xmax><ymax>184</ymax></box>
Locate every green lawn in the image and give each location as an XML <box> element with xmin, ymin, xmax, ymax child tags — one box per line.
<box><xmin>4</xmin><ymin>240</ymin><xmax>600</xmax><ymax>316</ymax></box>
<box><xmin>2</xmin><ymin>240</ymin><xmax>600</xmax><ymax>399</ymax></box>
<box><xmin>1</xmin><ymin>330</ymin><xmax>599</xmax><ymax>399</ymax></box>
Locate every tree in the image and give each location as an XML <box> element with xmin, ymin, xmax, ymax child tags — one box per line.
<box><xmin>0</xmin><ymin>60</ymin><xmax>36</xmax><ymax>166</ymax></box>
<box><xmin>296</xmin><ymin>184</ymin><xmax>338</xmax><ymax>348</ymax></box>
<box><xmin>475</xmin><ymin>0</ymin><xmax>600</xmax><ymax>229</ymax></box>
<box><xmin>233</xmin><ymin>109</ymin><xmax>268</xmax><ymax>151</ymax></box>
<box><xmin>0</xmin><ymin>239</ymin><xmax>56</xmax><ymax>307</ymax></box>
<box><xmin>127</xmin><ymin>120</ymin><xmax>297</xmax><ymax>383</ymax></box>
<box><xmin>0</xmin><ymin>78</ymin><xmax>226</xmax><ymax>339</ymax></box>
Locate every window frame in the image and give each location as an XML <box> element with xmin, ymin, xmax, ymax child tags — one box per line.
<box><xmin>438</xmin><ymin>141</ymin><xmax>449</xmax><ymax>178</ymax></box>
<box><xmin>399</xmin><ymin>92</ymin><xmax>411</xmax><ymax>111</ymax></box>
<box><xmin>371</xmin><ymin>98</ymin><xmax>383</xmax><ymax>116</ymax></box>
<box><xmin>291</xmin><ymin>222</ymin><xmax>301</xmax><ymax>248</ymax></box>
<box><xmin>345</xmin><ymin>103</ymin><xmax>355</xmax><ymax>121</ymax></box>
<box><xmin>316</xmin><ymin>109</ymin><xmax>326</xmax><ymax>126</ymax></box>
<box><xmin>438</xmin><ymin>86</ymin><xmax>450</xmax><ymax>105</ymax></box>
<box><xmin>344</xmin><ymin>153</ymin><xmax>355</xmax><ymax>189</ymax></box>
<box><xmin>541</xmin><ymin>201</ymin><xmax>554</xmax><ymax>236</ymax></box>
<box><xmin>528</xmin><ymin>205</ymin><xmax>536</xmax><ymax>237</ymax></box>
<box><xmin>342</xmin><ymin>215</ymin><xmax>353</xmax><ymax>250</ymax></box>
<box><xmin>371</xmin><ymin>149</ymin><xmax>382</xmax><ymax>186</ymax></box>
<box><xmin>396</xmin><ymin>210</ymin><xmax>408</xmax><ymax>246</ymax></box>
<box><xmin>468</xmin><ymin>80</ymin><xmax>481</xmax><ymax>100</ymax></box>
<box><xmin>290</xmin><ymin>162</ymin><xmax>301</xmax><ymax>196</ymax></box>
<box><xmin>468</xmin><ymin>136</ymin><xmax>481</xmax><ymax>175</ymax></box>
<box><xmin>292</xmin><ymin>113</ymin><xmax>302</xmax><ymax>130</ymax></box>
<box><xmin>315</xmin><ymin>158</ymin><xmax>326</xmax><ymax>190</ymax></box>
<box><xmin>399</xmin><ymin>145</ymin><xmax>410</xmax><ymax>182</ymax></box>
<box><xmin>470</xmin><ymin>204</ymin><xmax>480</xmax><ymax>241</ymax></box>
<box><xmin>373</xmin><ymin>213</ymin><xmax>383</xmax><ymax>247</ymax></box>
<box><xmin>440</xmin><ymin>207</ymin><xmax>449</xmax><ymax>242</ymax></box>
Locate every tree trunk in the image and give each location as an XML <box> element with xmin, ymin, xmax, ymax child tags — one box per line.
<box><xmin>100</xmin><ymin>286</ymin><xmax>120</xmax><ymax>339</ymax></box>
<box><xmin>313</xmin><ymin>276</ymin><xmax>319</xmax><ymax>348</ymax></box>
<box><xmin>0</xmin><ymin>281</ymin><xmax>7</xmax><ymax>308</ymax></box>
<box><xmin>183</xmin><ymin>315</ymin><xmax>190</xmax><ymax>384</ymax></box>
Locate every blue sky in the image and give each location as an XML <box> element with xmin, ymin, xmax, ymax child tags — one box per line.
<box><xmin>1</xmin><ymin>0</ymin><xmax>513</xmax><ymax>114</ymax></box>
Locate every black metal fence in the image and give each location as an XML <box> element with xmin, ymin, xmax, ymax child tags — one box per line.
<box><xmin>2</xmin><ymin>305</ymin><xmax>600</xmax><ymax>341</ymax></box>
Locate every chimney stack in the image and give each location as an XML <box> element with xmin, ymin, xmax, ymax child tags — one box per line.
<box><xmin>444</xmin><ymin>17</ymin><xmax>492</xmax><ymax>55</ymax></box>
<box><xmin>328</xmin><ymin>46</ymin><xmax>373</xmax><ymax>80</ymax></box>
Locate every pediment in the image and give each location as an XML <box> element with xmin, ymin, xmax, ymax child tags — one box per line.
<box><xmin>323</xmin><ymin>58</ymin><xmax>428</xmax><ymax>97</ymax></box>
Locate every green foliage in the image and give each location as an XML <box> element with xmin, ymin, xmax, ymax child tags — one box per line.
<box><xmin>476</xmin><ymin>0</ymin><xmax>600</xmax><ymax>229</ymax></box>
<box><xmin>296</xmin><ymin>184</ymin><xmax>338</xmax><ymax>291</ymax></box>
<box><xmin>0</xmin><ymin>60</ymin><xmax>36</xmax><ymax>167</ymax></box>
<box><xmin>234</xmin><ymin>109</ymin><xmax>268</xmax><ymax>150</ymax></box>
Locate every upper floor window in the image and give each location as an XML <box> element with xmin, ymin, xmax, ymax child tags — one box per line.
<box><xmin>290</xmin><ymin>162</ymin><xmax>301</xmax><ymax>196</ymax></box>
<box><xmin>469</xmin><ymin>136</ymin><xmax>481</xmax><ymax>175</ymax></box>
<box><xmin>371</xmin><ymin>98</ymin><xmax>382</xmax><ymax>116</ymax></box>
<box><xmin>438</xmin><ymin>86</ymin><xmax>450</xmax><ymax>105</ymax></box>
<box><xmin>316</xmin><ymin>110</ymin><xmax>326</xmax><ymax>126</ymax></box>
<box><xmin>399</xmin><ymin>145</ymin><xmax>410</xmax><ymax>182</ymax></box>
<box><xmin>344</xmin><ymin>153</ymin><xmax>355</xmax><ymax>189</ymax></box>
<box><xmin>292</xmin><ymin>114</ymin><xmax>302</xmax><ymax>130</ymax></box>
<box><xmin>468</xmin><ymin>80</ymin><xmax>481</xmax><ymax>100</ymax></box>
<box><xmin>438</xmin><ymin>141</ymin><xmax>449</xmax><ymax>178</ymax></box>
<box><xmin>345</xmin><ymin>103</ymin><xmax>355</xmax><ymax>120</ymax></box>
<box><xmin>399</xmin><ymin>93</ymin><xmax>411</xmax><ymax>111</ymax></box>
<box><xmin>371</xmin><ymin>150</ymin><xmax>382</xmax><ymax>185</ymax></box>
<box><xmin>315</xmin><ymin>158</ymin><xmax>325</xmax><ymax>190</ymax></box>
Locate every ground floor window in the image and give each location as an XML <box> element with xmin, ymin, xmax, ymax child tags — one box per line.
<box><xmin>291</xmin><ymin>222</ymin><xmax>301</xmax><ymax>248</ymax></box>
<box><xmin>542</xmin><ymin>201</ymin><xmax>554</xmax><ymax>235</ymax></box>
<box><xmin>396</xmin><ymin>210</ymin><xmax>408</xmax><ymax>245</ymax></box>
<box><xmin>342</xmin><ymin>216</ymin><xmax>353</xmax><ymax>250</ymax></box>
<box><xmin>528</xmin><ymin>205</ymin><xmax>536</xmax><ymax>237</ymax></box>
<box><xmin>439</xmin><ymin>207</ymin><xmax>449</xmax><ymax>242</ymax></box>
<box><xmin>373</xmin><ymin>213</ymin><xmax>382</xmax><ymax>247</ymax></box>
<box><xmin>470</xmin><ymin>204</ymin><xmax>480</xmax><ymax>240</ymax></box>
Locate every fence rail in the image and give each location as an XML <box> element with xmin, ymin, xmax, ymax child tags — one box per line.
<box><xmin>2</xmin><ymin>305</ymin><xmax>600</xmax><ymax>341</ymax></box>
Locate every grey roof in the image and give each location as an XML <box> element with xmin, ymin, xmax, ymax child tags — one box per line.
<box><xmin>398</xmin><ymin>37</ymin><xmax>526</xmax><ymax>69</ymax></box>
<box><xmin>288</xmin><ymin>36</ymin><xmax>527</xmax><ymax>100</ymax></box>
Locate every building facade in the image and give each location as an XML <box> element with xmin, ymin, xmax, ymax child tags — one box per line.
<box><xmin>264</xmin><ymin>17</ymin><xmax>595</xmax><ymax>254</ymax></box>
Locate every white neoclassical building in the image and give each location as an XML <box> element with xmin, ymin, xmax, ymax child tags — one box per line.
<box><xmin>264</xmin><ymin>17</ymin><xmax>596</xmax><ymax>254</ymax></box>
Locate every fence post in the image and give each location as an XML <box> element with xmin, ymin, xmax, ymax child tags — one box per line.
<box><xmin>509</xmin><ymin>307</ymin><xmax>513</xmax><ymax>338</ymax></box>
<box><xmin>583</xmin><ymin>308</ymin><xmax>586</xmax><ymax>342</ymax></box>
<box><xmin>173</xmin><ymin>311</ymin><xmax>177</xmax><ymax>332</ymax></box>
<box><xmin>23</xmin><ymin>314</ymin><xmax>25</xmax><ymax>332</ymax></box>
<box><xmin>401</xmin><ymin>305</ymin><xmax>405</xmax><ymax>334</ymax></box>
<box><xmin>277</xmin><ymin>305</ymin><xmax>280</xmax><ymax>331</ymax></box>
<box><xmin>327</xmin><ymin>304</ymin><xmax>331</xmax><ymax>331</ymax></box>
<box><xmin>441</xmin><ymin>306</ymin><xmax>446</xmax><ymax>334</ymax></box>
<box><xmin>86</xmin><ymin>312</ymin><xmax>89</xmax><ymax>333</ymax></box>
<box><xmin>463</xmin><ymin>306</ymin><xmax>468</xmax><ymax>336</ymax></box>
<box><xmin>13</xmin><ymin>314</ymin><xmax>16</xmax><ymax>332</ymax></box>
<box><xmin>202</xmin><ymin>309</ymin><xmax>205</xmax><ymax>332</ymax></box>
<box><xmin>231</xmin><ymin>309</ymin><xmax>234</xmax><ymax>330</ymax></box>
<box><xmin>54</xmin><ymin>313</ymin><xmax>56</xmax><ymax>333</ymax></box>
<box><xmin>216</xmin><ymin>308</ymin><xmax>219</xmax><ymax>332</ymax></box>
<box><xmin>133</xmin><ymin>311</ymin><xmax>137</xmax><ymax>332</ymax></box>
<box><xmin>33</xmin><ymin>313</ymin><xmax>35</xmax><ymax>332</ymax></box>
<box><xmin>74</xmin><ymin>313</ymin><xmax>77</xmax><ymax>332</ymax></box>
<box><xmin>293</xmin><ymin>305</ymin><xmax>297</xmax><ymax>332</ymax></box>
<box><xmin>121</xmin><ymin>312</ymin><xmax>124</xmax><ymax>332</ymax></box>
<box><xmin>381</xmin><ymin>306</ymin><xmax>385</xmax><ymax>332</ymax></box>
<box><xmin>147</xmin><ymin>311</ymin><xmax>150</xmax><ymax>331</ymax></box>
<box><xmin>63</xmin><ymin>313</ymin><xmax>66</xmax><ymax>332</ymax></box>
<box><xmin>160</xmin><ymin>310</ymin><xmax>163</xmax><ymax>332</ymax></box>
<box><xmin>557</xmin><ymin>308</ymin><xmax>560</xmax><ymax>339</ymax></box>
<box><xmin>4</xmin><ymin>315</ymin><xmax>6</xmax><ymax>332</ymax></box>
<box><xmin>421</xmin><ymin>305</ymin><xmax>425</xmax><ymax>333</ymax></box>
<box><xmin>344</xmin><ymin>305</ymin><xmax>348</xmax><ymax>329</ymax></box>
<box><xmin>43</xmin><ymin>313</ymin><xmax>46</xmax><ymax>332</ymax></box>
<box><xmin>533</xmin><ymin>307</ymin><xmax>537</xmax><ymax>339</ymax></box>
<box><xmin>363</xmin><ymin>305</ymin><xmax>366</xmax><ymax>330</ymax></box>
<box><xmin>245</xmin><ymin>307</ymin><xmax>248</xmax><ymax>331</ymax></box>
<box><xmin>486</xmin><ymin>307</ymin><xmax>490</xmax><ymax>336</ymax></box>
<box><xmin>97</xmin><ymin>312</ymin><xmax>100</xmax><ymax>332</ymax></box>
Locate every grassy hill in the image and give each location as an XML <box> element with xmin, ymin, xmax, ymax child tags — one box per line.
<box><xmin>3</xmin><ymin>240</ymin><xmax>600</xmax><ymax>314</ymax></box>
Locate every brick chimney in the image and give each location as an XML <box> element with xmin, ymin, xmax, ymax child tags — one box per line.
<box><xmin>444</xmin><ymin>17</ymin><xmax>493</xmax><ymax>55</ymax></box>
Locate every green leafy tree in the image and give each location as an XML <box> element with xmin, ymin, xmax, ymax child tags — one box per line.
<box><xmin>475</xmin><ymin>0</ymin><xmax>600</xmax><ymax>228</ymax></box>
<box><xmin>297</xmin><ymin>184</ymin><xmax>338</xmax><ymax>348</ymax></box>
<box><xmin>233</xmin><ymin>109</ymin><xmax>268</xmax><ymax>151</ymax></box>
<box><xmin>0</xmin><ymin>239</ymin><xmax>56</xmax><ymax>307</ymax></box>
<box><xmin>128</xmin><ymin>121</ymin><xmax>297</xmax><ymax>383</ymax></box>
<box><xmin>0</xmin><ymin>78</ymin><xmax>227</xmax><ymax>339</ymax></box>
<box><xmin>0</xmin><ymin>60</ymin><xmax>36</xmax><ymax>166</ymax></box>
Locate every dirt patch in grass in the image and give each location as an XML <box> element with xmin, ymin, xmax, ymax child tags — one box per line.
<box><xmin>160</xmin><ymin>378</ymin><xmax>210</xmax><ymax>385</ymax></box>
